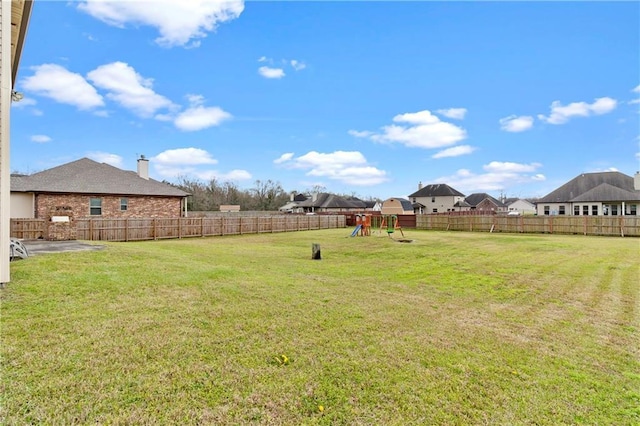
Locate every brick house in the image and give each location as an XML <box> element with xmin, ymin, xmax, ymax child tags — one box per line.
<box><xmin>463</xmin><ymin>193</ymin><xmax>507</xmax><ymax>213</ymax></box>
<box><xmin>10</xmin><ymin>157</ymin><xmax>189</xmax><ymax>219</ymax></box>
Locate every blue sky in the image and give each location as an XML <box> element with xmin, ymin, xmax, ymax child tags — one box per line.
<box><xmin>11</xmin><ymin>1</ymin><xmax>640</xmax><ymax>200</ymax></box>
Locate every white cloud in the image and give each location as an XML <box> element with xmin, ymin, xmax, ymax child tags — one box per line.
<box><xmin>630</xmin><ymin>85</ymin><xmax>640</xmax><ymax>104</ymax></box>
<box><xmin>436</xmin><ymin>162</ymin><xmax>544</xmax><ymax>192</ymax></box>
<box><xmin>431</xmin><ymin>145</ymin><xmax>476</xmax><ymax>159</ymax></box>
<box><xmin>152</xmin><ymin>147</ymin><xmax>218</xmax><ymax>165</ymax></box>
<box><xmin>365</xmin><ymin>110</ymin><xmax>467</xmax><ymax>149</ymax></box>
<box><xmin>77</xmin><ymin>0</ymin><xmax>244</xmax><ymax>48</ymax></box>
<box><xmin>276</xmin><ymin>150</ymin><xmax>388</xmax><ymax>186</ymax></box>
<box><xmin>273</xmin><ymin>153</ymin><xmax>294</xmax><ymax>164</ymax></box>
<box><xmin>31</xmin><ymin>135</ymin><xmax>51</xmax><ymax>143</ymax></box>
<box><xmin>87</xmin><ymin>62</ymin><xmax>175</xmax><ymax>118</ymax></box>
<box><xmin>348</xmin><ymin>130</ymin><xmax>374</xmax><ymax>138</ymax></box>
<box><xmin>196</xmin><ymin>169</ymin><xmax>252</xmax><ymax>181</ymax></box>
<box><xmin>258</xmin><ymin>66</ymin><xmax>285</xmax><ymax>79</ymax></box>
<box><xmin>538</xmin><ymin>97</ymin><xmax>617</xmax><ymax>125</ymax></box>
<box><xmin>21</xmin><ymin>64</ymin><xmax>104</xmax><ymax>110</ymax></box>
<box><xmin>151</xmin><ymin>148</ymin><xmax>249</xmax><ymax>181</ymax></box>
<box><xmin>87</xmin><ymin>152</ymin><xmax>123</xmax><ymax>168</ymax></box>
<box><xmin>258</xmin><ymin>56</ymin><xmax>268</xmax><ymax>63</ymax></box>
<box><xmin>436</xmin><ymin>108</ymin><xmax>467</xmax><ymax>120</ymax></box>
<box><xmin>483</xmin><ymin>161</ymin><xmax>542</xmax><ymax>173</ymax></box>
<box><xmin>499</xmin><ymin>115</ymin><xmax>534</xmax><ymax>132</ymax></box>
<box><xmin>173</xmin><ymin>102</ymin><xmax>232</xmax><ymax>131</ymax></box>
<box><xmin>290</xmin><ymin>60</ymin><xmax>306</xmax><ymax>71</ymax></box>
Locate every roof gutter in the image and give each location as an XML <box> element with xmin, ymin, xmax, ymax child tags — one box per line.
<box><xmin>12</xmin><ymin>0</ymin><xmax>34</xmax><ymax>86</ymax></box>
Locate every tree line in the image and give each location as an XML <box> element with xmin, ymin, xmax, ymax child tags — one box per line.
<box><xmin>168</xmin><ymin>178</ymin><xmax>381</xmax><ymax>212</ymax></box>
<box><xmin>168</xmin><ymin>177</ymin><xmax>293</xmax><ymax>212</ymax></box>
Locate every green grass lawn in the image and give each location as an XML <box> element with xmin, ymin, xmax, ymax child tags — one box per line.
<box><xmin>2</xmin><ymin>230</ymin><xmax>639</xmax><ymax>425</ymax></box>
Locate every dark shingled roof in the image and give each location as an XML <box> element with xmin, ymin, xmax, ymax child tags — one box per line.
<box><xmin>10</xmin><ymin>158</ymin><xmax>189</xmax><ymax>197</ymax></box>
<box><xmin>538</xmin><ymin>172</ymin><xmax>639</xmax><ymax>203</ymax></box>
<box><xmin>297</xmin><ymin>193</ymin><xmax>367</xmax><ymax>209</ymax></box>
<box><xmin>408</xmin><ymin>183</ymin><xmax>465</xmax><ymax>198</ymax></box>
<box><xmin>396</xmin><ymin>198</ymin><xmax>414</xmax><ymax>211</ymax></box>
<box><xmin>464</xmin><ymin>193</ymin><xmax>506</xmax><ymax>207</ymax></box>
<box><xmin>453</xmin><ymin>200</ymin><xmax>472</xmax><ymax>208</ymax></box>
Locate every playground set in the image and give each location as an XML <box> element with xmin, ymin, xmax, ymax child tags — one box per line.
<box><xmin>350</xmin><ymin>214</ymin><xmax>405</xmax><ymax>239</ymax></box>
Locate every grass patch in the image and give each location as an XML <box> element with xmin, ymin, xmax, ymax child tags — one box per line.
<box><xmin>2</xmin><ymin>230</ymin><xmax>639</xmax><ymax>424</ymax></box>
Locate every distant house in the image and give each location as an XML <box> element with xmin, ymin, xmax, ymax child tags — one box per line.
<box><xmin>381</xmin><ymin>198</ymin><xmax>414</xmax><ymax>215</ymax></box>
<box><xmin>296</xmin><ymin>193</ymin><xmax>368</xmax><ymax>213</ymax></box>
<box><xmin>408</xmin><ymin>182</ymin><xmax>466</xmax><ymax>214</ymax></box>
<box><xmin>10</xmin><ymin>157</ymin><xmax>189</xmax><ymax>219</ymax></box>
<box><xmin>219</xmin><ymin>205</ymin><xmax>240</xmax><ymax>213</ymax></box>
<box><xmin>536</xmin><ymin>171</ymin><xmax>640</xmax><ymax>216</ymax></box>
<box><xmin>464</xmin><ymin>193</ymin><xmax>507</xmax><ymax>213</ymax></box>
<box><xmin>504</xmin><ymin>198</ymin><xmax>536</xmax><ymax>215</ymax></box>
<box><xmin>279</xmin><ymin>193</ymin><xmax>308</xmax><ymax>213</ymax></box>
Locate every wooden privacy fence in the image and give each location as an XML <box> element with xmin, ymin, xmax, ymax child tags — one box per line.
<box><xmin>10</xmin><ymin>218</ymin><xmax>46</xmax><ymax>240</ymax></box>
<box><xmin>74</xmin><ymin>215</ymin><xmax>346</xmax><ymax>242</ymax></box>
<box><xmin>416</xmin><ymin>215</ymin><xmax>640</xmax><ymax>237</ymax></box>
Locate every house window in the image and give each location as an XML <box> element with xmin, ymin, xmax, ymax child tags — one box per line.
<box><xmin>558</xmin><ymin>206</ymin><xmax>565</xmax><ymax>215</ymax></box>
<box><xmin>90</xmin><ymin>198</ymin><xmax>102</xmax><ymax>216</ymax></box>
<box><xmin>574</xmin><ymin>206</ymin><xmax>580</xmax><ymax>216</ymax></box>
<box><xmin>631</xmin><ymin>205</ymin><xmax>637</xmax><ymax>216</ymax></box>
<box><xmin>120</xmin><ymin>198</ymin><xmax>128</xmax><ymax>211</ymax></box>
<box><xmin>592</xmin><ymin>205</ymin><xmax>598</xmax><ymax>216</ymax></box>
<box><xmin>412</xmin><ymin>198</ymin><xmax>416</xmax><ymax>203</ymax></box>
<box><xmin>603</xmin><ymin>205</ymin><xmax>609</xmax><ymax>215</ymax></box>
<box><xmin>611</xmin><ymin>205</ymin><xmax>618</xmax><ymax>216</ymax></box>
<box><xmin>431</xmin><ymin>197</ymin><xmax>435</xmax><ymax>203</ymax></box>
<box><xmin>583</xmin><ymin>205</ymin><xmax>589</xmax><ymax>216</ymax></box>
<box><xmin>544</xmin><ymin>206</ymin><xmax>550</xmax><ymax>215</ymax></box>
<box><xmin>432</xmin><ymin>208</ymin><xmax>438</xmax><ymax>213</ymax></box>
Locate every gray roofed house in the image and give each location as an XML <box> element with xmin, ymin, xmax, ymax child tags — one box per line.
<box><xmin>408</xmin><ymin>183</ymin><xmax>465</xmax><ymax>198</ymax></box>
<box><xmin>408</xmin><ymin>182</ymin><xmax>466</xmax><ymax>214</ymax></box>
<box><xmin>536</xmin><ymin>171</ymin><xmax>640</xmax><ymax>216</ymax></box>
<box><xmin>464</xmin><ymin>192</ymin><xmax>507</xmax><ymax>213</ymax></box>
<box><xmin>10</xmin><ymin>157</ymin><xmax>190</xmax><ymax>219</ymax></box>
<box><xmin>296</xmin><ymin>193</ymin><xmax>368</xmax><ymax>213</ymax></box>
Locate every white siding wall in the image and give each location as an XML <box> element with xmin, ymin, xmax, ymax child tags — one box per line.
<box><xmin>10</xmin><ymin>192</ymin><xmax>34</xmax><ymax>218</ymax></box>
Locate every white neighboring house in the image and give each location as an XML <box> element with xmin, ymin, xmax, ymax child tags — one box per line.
<box><xmin>504</xmin><ymin>198</ymin><xmax>536</xmax><ymax>215</ymax></box>
<box><xmin>408</xmin><ymin>182</ymin><xmax>465</xmax><ymax>214</ymax></box>
<box><xmin>536</xmin><ymin>171</ymin><xmax>640</xmax><ymax>216</ymax></box>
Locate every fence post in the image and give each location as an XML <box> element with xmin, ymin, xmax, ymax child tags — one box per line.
<box><xmin>90</xmin><ymin>219</ymin><xmax>94</xmax><ymax>241</ymax></box>
<box><xmin>153</xmin><ymin>218</ymin><xmax>157</xmax><ymax>240</ymax></box>
<box><xmin>221</xmin><ymin>216</ymin><xmax>225</xmax><ymax>236</ymax></box>
<box><xmin>271</xmin><ymin>216</ymin><xmax>274</xmax><ymax>233</ymax></box>
<box><xmin>201</xmin><ymin>217</ymin><xmax>204</xmax><ymax>237</ymax></box>
<box><xmin>125</xmin><ymin>218</ymin><xmax>129</xmax><ymax>242</ymax></box>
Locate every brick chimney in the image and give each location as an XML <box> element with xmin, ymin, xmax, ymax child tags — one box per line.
<box><xmin>137</xmin><ymin>155</ymin><xmax>149</xmax><ymax>180</ymax></box>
